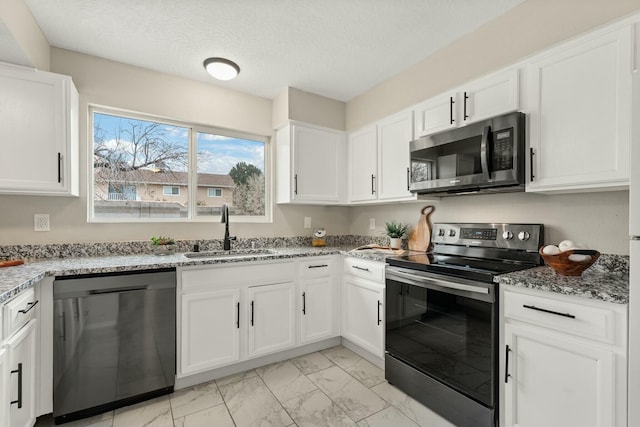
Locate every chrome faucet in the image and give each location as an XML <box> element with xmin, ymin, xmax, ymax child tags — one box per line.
<box><xmin>220</xmin><ymin>203</ymin><xmax>236</xmax><ymax>250</ymax></box>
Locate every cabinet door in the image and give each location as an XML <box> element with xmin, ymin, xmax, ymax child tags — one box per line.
<box><xmin>348</xmin><ymin>125</ymin><xmax>377</xmax><ymax>202</ymax></box>
<box><xmin>300</xmin><ymin>277</ymin><xmax>334</xmax><ymax>344</ymax></box>
<box><xmin>247</xmin><ymin>282</ymin><xmax>295</xmax><ymax>358</ymax></box>
<box><xmin>180</xmin><ymin>288</ymin><xmax>241</xmax><ymax>375</ymax></box>
<box><xmin>0</xmin><ymin>66</ymin><xmax>78</xmax><ymax>196</ymax></box>
<box><xmin>6</xmin><ymin>319</ymin><xmax>37</xmax><ymax>427</ymax></box>
<box><xmin>413</xmin><ymin>92</ymin><xmax>457</xmax><ymax>137</ymax></box>
<box><xmin>504</xmin><ymin>323</ymin><xmax>615</xmax><ymax>427</ymax></box>
<box><xmin>293</xmin><ymin>124</ymin><xmax>343</xmax><ymax>203</ymax></box>
<box><xmin>0</xmin><ymin>348</ymin><xmax>8</xmax><ymax>427</ymax></box>
<box><xmin>527</xmin><ymin>26</ymin><xmax>632</xmax><ymax>192</ymax></box>
<box><xmin>377</xmin><ymin>110</ymin><xmax>416</xmax><ymax>201</ymax></box>
<box><xmin>342</xmin><ymin>276</ymin><xmax>384</xmax><ymax>357</ymax></box>
<box><xmin>463</xmin><ymin>68</ymin><xmax>519</xmax><ymax>124</ymax></box>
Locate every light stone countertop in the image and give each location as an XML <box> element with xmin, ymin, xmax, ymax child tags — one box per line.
<box><xmin>494</xmin><ymin>254</ymin><xmax>629</xmax><ymax>304</ymax></box>
<box><xmin>1</xmin><ymin>245</ymin><xmax>628</xmax><ymax>305</ymax></box>
<box><xmin>0</xmin><ymin>246</ymin><xmax>390</xmax><ymax>304</ymax></box>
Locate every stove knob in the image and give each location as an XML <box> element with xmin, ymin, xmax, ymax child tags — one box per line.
<box><xmin>518</xmin><ymin>231</ymin><xmax>530</xmax><ymax>241</ymax></box>
<box><xmin>502</xmin><ymin>231</ymin><xmax>514</xmax><ymax>240</ymax></box>
<box><xmin>438</xmin><ymin>228</ymin><xmax>445</xmax><ymax>237</ymax></box>
<box><xmin>449</xmin><ymin>229</ymin><xmax>456</xmax><ymax>237</ymax></box>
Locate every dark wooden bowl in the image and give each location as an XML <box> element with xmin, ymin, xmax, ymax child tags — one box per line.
<box><xmin>539</xmin><ymin>248</ymin><xmax>600</xmax><ymax>276</ymax></box>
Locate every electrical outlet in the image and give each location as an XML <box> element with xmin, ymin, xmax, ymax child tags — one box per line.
<box><xmin>34</xmin><ymin>214</ymin><xmax>50</xmax><ymax>231</ymax></box>
<box><xmin>369</xmin><ymin>218</ymin><xmax>376</xmax><ymax>230</ymax></box>
<box><xmin>304</xmin><ymin>217</ymin><xmax>312</xmax><ymax>228</ymax></box>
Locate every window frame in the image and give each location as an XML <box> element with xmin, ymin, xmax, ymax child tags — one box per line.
<box><xmin>163</xmin><ymin>185</ymin><xmax>181</xmax><ymax>196</ymax></box>
<box><xmin>207</xmin><ymin>187</ymin><xmax>223</xmax><ymax>198</ymax></box>
<box><xmin>88</xmin><ymin>105</ymin><xmax>272</xmax><ymax>223</ymax></box>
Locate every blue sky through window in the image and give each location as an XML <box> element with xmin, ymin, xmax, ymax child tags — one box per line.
<box><xmin>94</xmin><ymin>112</ymin><xmax>264</xmax><ymax>175</ymax></box>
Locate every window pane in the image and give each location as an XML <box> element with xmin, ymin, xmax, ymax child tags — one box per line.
<box><xmin>93</xmin><ymin>112</ymin><xmax>189</xmax><ymax>219</ymax></box>
<box><xmin>196</xmin><ymin>132</ymin><xmax>265</xmax><ymax>217</ymax></box>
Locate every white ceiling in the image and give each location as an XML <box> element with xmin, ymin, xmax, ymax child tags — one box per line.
<box><xmin>23</xmin><ymin>0</ymin><xmax>525</xmax><ymax>102</ymax></box>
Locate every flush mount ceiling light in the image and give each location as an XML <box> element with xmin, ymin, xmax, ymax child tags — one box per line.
<box><xmin>203</xmin><ymin>57</ymin><xmax>240</xmax><ymax>81</ymax></box>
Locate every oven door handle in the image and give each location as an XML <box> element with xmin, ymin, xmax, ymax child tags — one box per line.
<box><xmin>386</xmin><ymin>268</ymin><xmax>490</xmax><ymax>295</ymax></box>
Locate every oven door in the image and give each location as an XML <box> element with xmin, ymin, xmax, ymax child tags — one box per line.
<box><xmin>385</xmin><ymin>267</ymin><xmax>497</xmax><ymax>408</ymax></box>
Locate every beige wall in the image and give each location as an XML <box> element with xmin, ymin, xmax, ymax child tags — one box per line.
<box><xmin>0</xmin><ymin>49</ymin><xmax>350</xmax><ymax>245</ymax></box>
<box><xmin>350</xmin><ymin>191</ymin><xmax>630</xmax><ymax>255</ymax></box>
<box><xmin>272</xmin><ymin>87</ymin><xmax>346</xmax><ymax>130</ymax></box>
<box><xmin>0</xmin><ymin>0</ymin><xmax>49</xmax><ymax>70</ymax></box>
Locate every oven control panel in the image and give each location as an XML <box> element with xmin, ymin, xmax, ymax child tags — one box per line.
<box><xmin>432</xmin><ymin>223</ymin><xmax>543</xmax><ymax>252</ymax></box>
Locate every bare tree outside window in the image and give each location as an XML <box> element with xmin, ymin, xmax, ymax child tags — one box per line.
<box><xmin>91</xmin><ymin>109</ymin><xmax>267</xmax><ymax>221</ymax></box>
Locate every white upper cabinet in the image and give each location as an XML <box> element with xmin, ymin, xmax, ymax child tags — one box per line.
<box><xmin>526</xmin><ymin>25</ymin><xmax>632</xmax><ymax>193</ymax></box>
<box><xmin>377</xmin><ymin>110</ymin><xmax>415</xmax><ymax>201</ymax></box>
<box><xmin>276</xmin><ymin>122</ymin><xmax>345</xmax><ymax>204</ymax></box>
<box><xmin>463</xmin><ymin>68</ymin><xmax>520</xmax><ymax>124</ymax></box>
<box><xmin>348</xmin><ymin>110</ymin><xmax>417</xmax><ymax>203</ymax></box>
<box><xmin>414</xmin><ymin>68</ymin><xmax>520</xmax><ymax>138</ymax></box>
<box><xmin>348</xmin><ymin>124</ymin><xmax>377</xmax><ymax>202</ymax></box>
<box><xmin>0</xmin><ymin>64</ymin><xmax>79</xmax><ymax>196</ymax></box>
<box><xmin>413</xmin><ymin>92</ymin><xmax>458</xmax><ymax>137</ymax></box>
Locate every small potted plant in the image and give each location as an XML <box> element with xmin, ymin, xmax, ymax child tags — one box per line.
<box><xmin>151</xmin><ymin>236</ymin><xmax>176</xmax><ymax>255</ymax></box>
<box><xmin>385</xmin><ymin>221</ymin><xmax>408</xmax><ymax>250</ymax></box>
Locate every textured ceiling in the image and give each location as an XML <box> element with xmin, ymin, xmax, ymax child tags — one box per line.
<box><xmin>23</xmin><ymin>0</ymin><xmax>525</xmax><ymax>102</ymax></box>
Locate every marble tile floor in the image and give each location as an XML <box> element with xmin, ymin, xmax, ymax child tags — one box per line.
<box><xmin>35</xmin><ymin>346</ymin><xmax>457</xmax><ymax>427</ymax></box>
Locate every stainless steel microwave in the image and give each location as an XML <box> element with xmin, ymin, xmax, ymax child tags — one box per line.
<box><xmin>409</xmin><ymin>112</ymin><xmax>525</xmax><ymax>195</ymax></box>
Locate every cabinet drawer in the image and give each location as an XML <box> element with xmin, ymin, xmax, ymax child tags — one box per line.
<box><xmin>299</xmin><ymin>257</ymin><xmax>335</xmax><ymax>279</ymax></box>
<box><xmin>3</xmin><ymin>288</ymin><xmax>37</xmax><ymax>339</ymax></box>
<box><xmin>181</xmin><ymin>261</ymin><xmax>295</xmax><ymax>291</ymax></box>
<box><xmin>343</xmin><ymin>257</ymin><xmax>385</xmax><ymax>282</ymax></box>
<box><xmin>504</xmin><ymin>290</ymin><xmax>619</xmax><ymax>345</ymax></box>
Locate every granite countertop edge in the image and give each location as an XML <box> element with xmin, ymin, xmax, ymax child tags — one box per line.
<box><xmin>0</xmin><ymin>247</ymin><xmax>389</xmax><ymax>304</ymax></box>
<box><xmin>494</xmin><ymin>264</ymin><xmax>629</xmax><ymax>304</ymax></box>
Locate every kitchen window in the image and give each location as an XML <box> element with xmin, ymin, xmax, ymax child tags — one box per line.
<box><xmin>90</xmin><ymin>107</ymin><xmax>269</xmax><ymax>222</ymax></box>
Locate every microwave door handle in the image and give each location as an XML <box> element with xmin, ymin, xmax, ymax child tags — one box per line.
<box><xmin>480</xmin><ymin>125</ymin><xmax>491</xmax><ymax>180</ymax></box>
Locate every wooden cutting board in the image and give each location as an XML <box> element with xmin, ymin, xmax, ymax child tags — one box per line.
<box><xmin>0</xmin><ymin>260</ymin><xmax>24</xmax><ymax>268</ymax></box>
<box><xmin>408</xmin><ymin>205</ymin><xmax>435</xmax><ymax>252</ymax></box>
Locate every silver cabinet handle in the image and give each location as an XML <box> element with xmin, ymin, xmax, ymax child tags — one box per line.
<box><xmin>308</xmin><ymin>264</ymin><xmax>328</xmax><ymax>269</ymax></box>
<box><xmin>352</xmin><ymin>265</ymin><xmax>370</xmax><ymax>272</ymax></box>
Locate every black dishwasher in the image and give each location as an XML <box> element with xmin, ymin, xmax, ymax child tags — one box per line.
<box><xmin>52</xmin><ymin>269</ymin><xmax>176</xmax><ymax>424</ymax></box>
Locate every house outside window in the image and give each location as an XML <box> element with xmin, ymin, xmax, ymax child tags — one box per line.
<box><xmin>107</xmin><ymin>183</ymin><xmax>138</xmax><ymax>201</ymax></box>
<box><xmin>163</xmin><ymin>185</ymin><xmax>180</xmax><ymax>196</ymax></box>
<box><xmin>90</xmin><ymin>107</ymin><xmax>269</xmax><ymax>222</ymax></box>
<box><xmin>208</xmin><ymin>188</ymin><xmax>222</xmax><ymax>197</ymax></box>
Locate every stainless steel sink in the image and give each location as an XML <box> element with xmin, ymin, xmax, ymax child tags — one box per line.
<box><xmin>183</xmin><ymin>249</ymin><xmax>277</xmax><ymax>258</ymax></box>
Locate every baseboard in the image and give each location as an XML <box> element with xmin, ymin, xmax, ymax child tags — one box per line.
<box><xmin>341</xmin><ymin>338</ymin><xmax>384</xmax><ymax>369</ymax></box>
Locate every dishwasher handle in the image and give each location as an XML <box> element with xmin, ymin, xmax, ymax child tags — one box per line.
<box><xmin>89</xmin><ymin>286</ymin><xmax>148</xmax><ymax>295</ymax></box>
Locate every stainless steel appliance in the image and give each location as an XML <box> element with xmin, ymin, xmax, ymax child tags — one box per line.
<box><xmin>53</xmin><ymin>269</ymin><xmax>176</xmax><ymax>424</ymax></box>
<box><xmin>385</xmin><ymin>223</ymin><xmax>543</xmax><ymax>427</ymax></box>
<box><xmin>409</xmin><ymin>112</ymin><xmax>525</xmax><ymax>195</ymax></box>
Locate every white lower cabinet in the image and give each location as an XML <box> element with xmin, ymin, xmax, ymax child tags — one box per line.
<box><xmin>247</xmin><ymin>283</ymin><xmax>295</xmax><ymax>358</ymax></box>
<box><xmin>502</xmin><ymin>287</ymin><xmax>627</xmax><ymax>427</ymax></box>
<box><xmin>342</xmin><ymin>258</ymin><xmax>385</xmax><ymax>359</ymax></box>
<box><xmin>299</xmin><ymin>257</ymin><xmax>337</xmax><ymax>345</ymax></box>
<box><xmin>178</xmin><ymin>257</ymin><xmax>337</xmax><ymax>378</ymax></box>
<box><xmin>180</xmin><ymin>288</ymin><xmax>241</xmax><ymax>375</ymax></box>
<box><xmin>6</xmin><ymin>319</ymin><xmax>37</xmax><ymax>427</ymax></box>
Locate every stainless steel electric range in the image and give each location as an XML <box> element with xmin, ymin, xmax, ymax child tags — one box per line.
<box><xmin>385</xmin><ymin>223</ymin><xmax>543</xmax><ymax>427</ymax></box>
